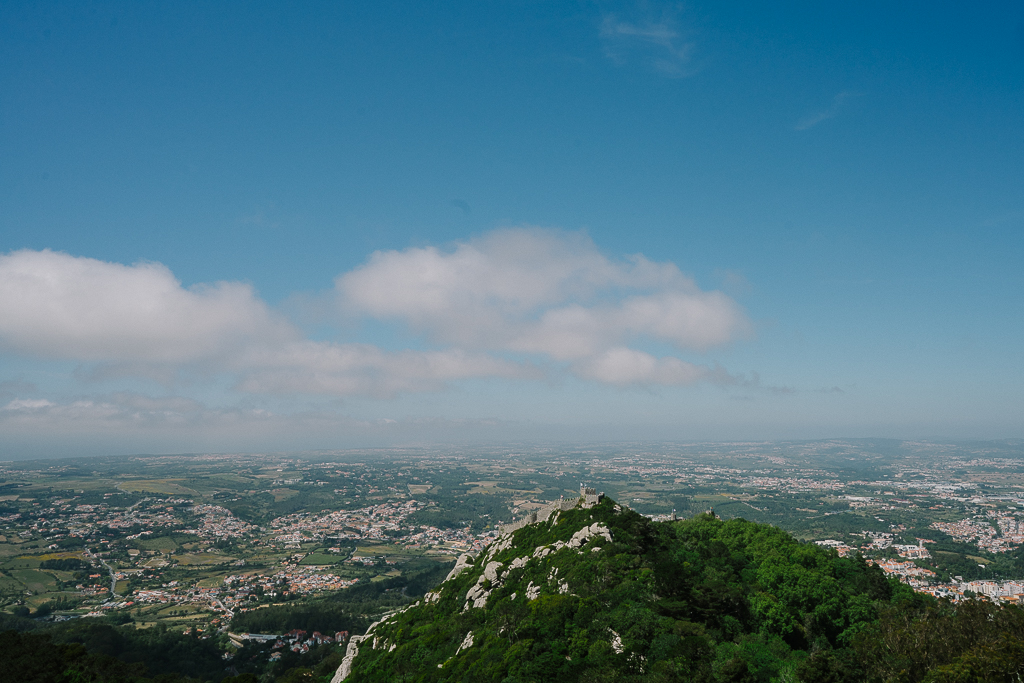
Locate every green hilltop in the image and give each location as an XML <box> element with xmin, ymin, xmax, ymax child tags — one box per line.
<box><xmin>339</xmin><ymin>496</ymin><xmax>1024</xmax><ymax>683</ymax></box>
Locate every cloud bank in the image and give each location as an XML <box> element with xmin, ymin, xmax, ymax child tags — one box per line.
<box><xmin>338</xmin><ymin>228</ymin><xmax>750</xmax><ymax>385</ymax></box>
<box><xmin>0</xmin><ymin>230</ymin><xmax>750</xmax><ymax>398</ymax></box>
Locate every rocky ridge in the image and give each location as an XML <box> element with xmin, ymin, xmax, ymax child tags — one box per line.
<box><xmin>331</xmin><ymin>495</ymin><xmax>620</xmax><ymax>681</ymax></box>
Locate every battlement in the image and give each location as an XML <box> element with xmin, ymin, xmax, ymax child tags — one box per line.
<box><xmin>580</xmin><ymin>483</ymin><xmax>603</xmax><ymax>509</ymax></box>
<box><xmin>498</xmin><ymin>496</ymin><xmax>579</xmax><ymax>535</ymax></box>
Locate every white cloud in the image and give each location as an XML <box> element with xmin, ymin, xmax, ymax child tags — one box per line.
<box><xmin>514</xmin><ymin>290</ymin><xmax>747</xmax><ymax>360</ymax></box>
<box><xmin>338</xmin><ymin>228</ymin><xmax>750</xmax><ymax>385</ymax></box>
<box><xmin>338</xmin><ymin>229</ymin><xmax>643</xmax><ymax>334</ymax></box>
<box><xmin>0</xmin><ymin>249</ymin><xmax>293</xmax><ymax>363</ymax></box>
<box><xmin>2</xmin><ymin>398</ymin><xmax>54</xmax><ymax>411</ymax></box>
<box><xmin>572</xmin><ymin>347</ymin><xmax>718</xmax><ymax>386</ymax></box>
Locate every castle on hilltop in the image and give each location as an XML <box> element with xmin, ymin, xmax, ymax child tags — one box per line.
<box><xmin>498</xmin><ymin>484</ymin><xmax>604</xmax><ymax>536</ymax></box>
<box><xmin>580</xmin><ymin>484</ymin><xmax>602</xmax><ymax>508</ymax></box>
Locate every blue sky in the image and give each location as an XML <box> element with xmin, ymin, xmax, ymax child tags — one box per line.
<box><xmin>1</xmin><ymin>1</ymin><xmax>1022</xmax><ymax>457</ymax></box>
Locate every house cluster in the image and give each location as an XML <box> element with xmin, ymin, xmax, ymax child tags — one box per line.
<box><xmin>915</xmin><ymin>579</ymin><xmax>1024</xmax><ymax>604</ymax></box>
<box><xmin>871</xmin><ymin>559</ymin><xmax>937</xmax><ymax>586</ymax></box>
<box><xmin>813</xmin><ymin>539</ymin><xmax>854</xmax><ymax>557</ymax></box>
<box><xmin>232</xmin><ymin>629</ymin><xmax>350</xmax><ymax>659</ymax></box>
<box><xmin>866</xmin><ymin>557</ymin><xmax>1024</xmax><ymax>604</ymax></box>
<box><xmin>128</xmin><ymin>562</ymin><xmax>361</xmax><ymax>616</ymax></box>
<box><xmin>273</xmin><ymin>566</ymin><xmax>359</xmax><ymax>594</ymax></box>
<box><xmin>75</xmin><ymin>571</ymin><xmax>111</xmax><ymax>595</ymax></box>
<box><xmin>959</xmin><ymin>580</ymin><xmax>1024</xmax><ymax>601</ymax></box>
<box><xmin>180</xmin><ymin>504</ymin><xmax>256</xmax><ymax>539</ymax></box>
<box><xmin>992</xmin><ymin>512</ymin><xmax>1024</xmax><ymax>545</ymax></box>
<box><xmin>931</xmin><ymin>514</ymin><xmax>1022</xmax><ymax>553</ymax></box>
<box><xmin>893</xmin><ymin>543</ymin><xmax>931</xmax><ymax>559</ymax></box>
<box><xmin>744</xmin><ymin>477</ymin><xmax>846</xmax><ymax>492</ymax></box>
<box><xmin>16</xmin><ymin>497</ymin><xmax>189</xmax><ymax>543</ymax></box>
<box><xmin>223</xmin><ymin>565</ymin><xmax>360</xmax><ymax>602</ymax></box>
<box><xmin>403</xmin><ymin>526</ymin><xmax>494</xmax><ymax>553</ymax></box>
<box><xmin>268</xmin><ymin>629</ymin><xmax>348</xmax><ymax>654</ymax></box>
<box><xmin>857</xmin><ymin>531</ymin><xmax>894</xmax><ymax>550</ymax></box>
<box><xmin>134</xmin><ymin>589</ymin><xmax>174</xmax><ymax>603</ymax></box>
<box><xmin>645</xmin><ymin>512</ymin><xmax>680</xmax><ymax>523</ymax></box>
<box><xmin>269</xmin><ymin>500</ymin><xmax>424</xmax><ymax>548</ymax></box>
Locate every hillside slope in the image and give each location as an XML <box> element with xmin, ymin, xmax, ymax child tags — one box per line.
<box><xmin>337</xmin><ymin>497</ymin><xmax>898</xmax><ymax>682</ymax></box>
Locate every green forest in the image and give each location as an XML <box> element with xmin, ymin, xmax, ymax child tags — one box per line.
<box><xmin>347</xmin><ymin>500</ymin><xmax>1024</xmax><ymax>683</ymax></box>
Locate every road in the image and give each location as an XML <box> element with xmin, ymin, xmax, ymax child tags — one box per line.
<box><xmin>213</xmin><ymin>598</ymin><xmax>234</xmax><ymax>618</ymax></box>
<box><xmin>86</xmin><ymin>549</ymin><xmax>118</xmax><ymax>598</ymax></box>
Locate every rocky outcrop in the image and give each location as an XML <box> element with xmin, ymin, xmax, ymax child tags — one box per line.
<box><xmin>464</xmin><ymin>560</ymin><xmax>503</xmax><ymax>609</ymax></box>
<box><xmin>443</xmin><ymin>553</ymin><xmax>474</xmax><ymax>582</ymax></box>
<box><xmin>331</xmin><ymin>612</ymin><xmax>405</xmax><ymax>680</ymax></box>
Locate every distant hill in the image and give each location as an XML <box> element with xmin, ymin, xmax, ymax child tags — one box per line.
<box><xmin>337</xmin><ymin>496</ymin><xmax>1024</xmax><ymax>683</ymax></box>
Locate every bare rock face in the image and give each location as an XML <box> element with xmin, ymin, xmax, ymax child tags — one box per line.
<box><xmin>464</xmin><ymin>560</ymin><xmax>504</xmax><ymax>610</ymax></box>
<box><xmin>443</xmin><ymin>553</ymin><xmax>474</xmax><ymax>582</ymax></box>
<box><xmin>568</xmin><ymin>522</ymin><xmax>613</xmax><ymax>547</ymax></box>
<box><xmin>331</xmin><ymin>636</ymin><xmax>363</xmax><ymax>683</ymax></box>
<box><xmin>332</xmin><ymin>615</ymin><xmax>398</xmax><ymax>681</ymax></box>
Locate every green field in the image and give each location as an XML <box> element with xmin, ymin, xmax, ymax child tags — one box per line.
<box><xmin>0</xmin><ymin>573</ymin><xmax>24</xmax><ymax>592</ymax></box>
<box><xmin>137</xmin><ymin>536</ymin><xmax>178</xmax><ymax>552</ymax></box>
<box><xmin>270</xmin><ymin>488</ymin><xmax>298</xmax><ymax>502</ymax></box>
<box><xmin>2</xmin><ymin>556</ymin><xmax>41</xmax><ymax>570</ymax></box>
<box><xmin>10</xmin><ymin>568</ymin><xmax>57</xmax><ymax>592</ymax></box>
<box><xmin>197</xmin><ymin>574</ymin><xmax>229</xmax><ymax>588</ymax></box>
<box><xmin>0</xmin><ymin>542</ymin><xmax>28</xmax><ymax>560</ymax></box>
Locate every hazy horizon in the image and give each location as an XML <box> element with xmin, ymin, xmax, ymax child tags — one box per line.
<box><xmin>4</xmin><ymin>436</ymin><xmax>1024</xmax><ymax>464</ymax></box>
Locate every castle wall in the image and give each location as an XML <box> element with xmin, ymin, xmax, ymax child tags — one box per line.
<box><xmin>497</xmin><ymin>489</ymin><xmax>602</xmax><ymax>536</ymax></box>
<box><xmin>498</xmin><ymin>497</ymin><xmax>579</xmax><ymax>535</ymax></box>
